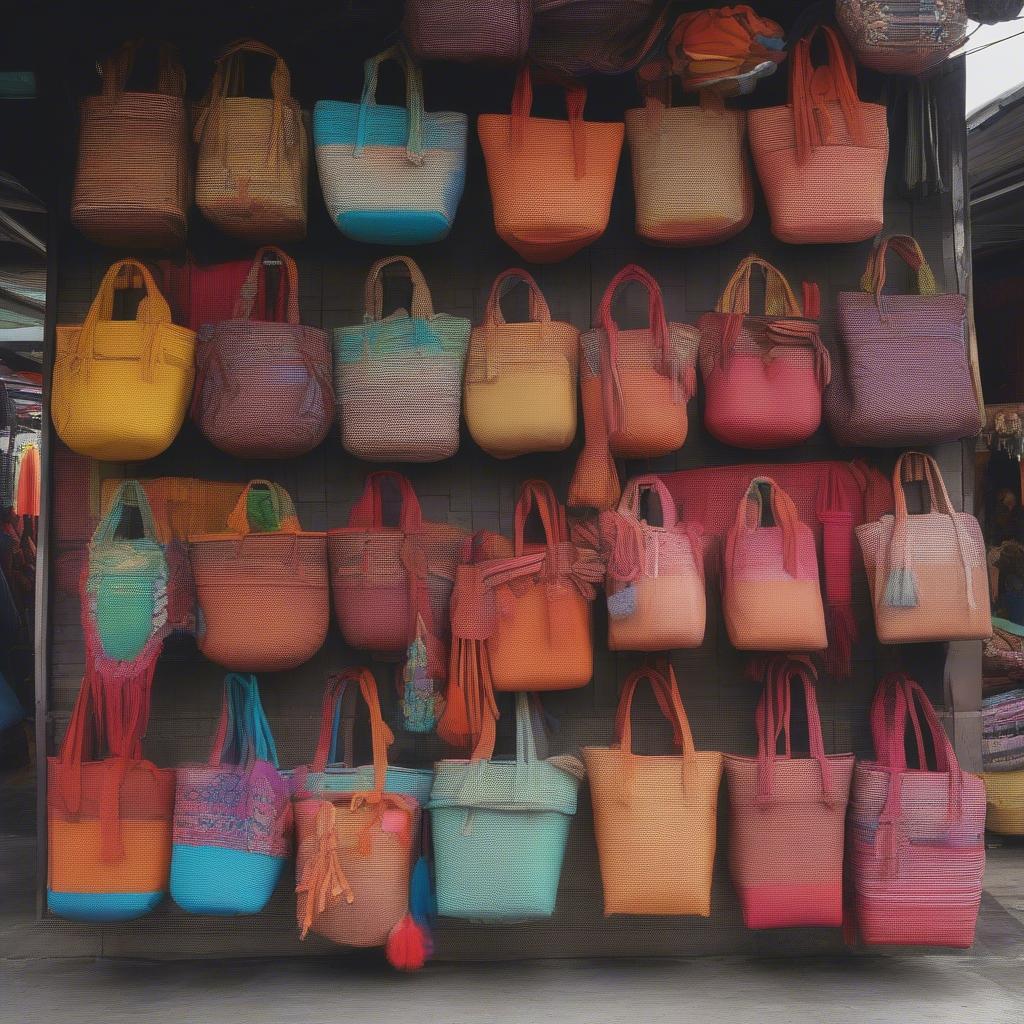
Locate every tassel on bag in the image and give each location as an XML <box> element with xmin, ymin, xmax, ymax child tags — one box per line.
<box><xmin>883</xmin><ymin>566</ymin><xmax>920</xmax><ymax>609</ymax></box>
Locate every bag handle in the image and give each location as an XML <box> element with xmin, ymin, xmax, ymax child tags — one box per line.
<box><xmin>716</xmin><ymin>255</ymin><xmax>806</xmax><ymax>318</ymax></box>
<box><xmin>90</xmin><ymin>479</ymin><xmax>161</xmax><ymax>549</ymax></box>
<box><xmin>347</xmin><ymin>471</ymin><xmax>424</xmax><ymax>533</ymax></box>
<box><xmin>232</xmin><ymin>247</ymin><xmax>300</xmax><ymax>324</ymax></box>
<box><xmin>618</xmin><ymin>474</ymin><xmax>679</xmax><ymax>530</ymax></box>
<box><xmin>100</xmin><ymin>40</ymin><xmax>185</xmax><ymax>98</ymax></box>
<box><xmin>614</xmin><ymin>664</ymin><xmax>697</xmax><ymax>760</ymax></box>
<box><xmin>355</xmin><ymin>44</ymin><xmax>425</xmax><ymax>165</ymax></box>
<box><xmin>225</xmin><ymin>480</ymin><xmax>301</xmax><ymax>536</ymax></box>
<box><xmin>469</xmin><ymin>691</ymin><xmax>542</xmax><ymax>763</ymax></box>
<box><xmin>483</xmin><ymin>268</ymin><xmax>551</xmax><ymax>326</ymax></box>
<box><xmin>860</xmin><ymin>235</ymin><xmax>938</xmax><ymax>302</ymax></box>
<box><xmin>509</xmin><ymin>65</ymin><xmax>588</xmax><ymax>180</ymax></box>
<box><xmin>726</xmin><ymin>477</ymin><xmax>801</xmax><ymax>579</ymax></box>
<box><xmin>208</xmin><ymin>674</ymin><xmax>279</xmax><ymax>769</ymax></box>
<box><xmin>363</xmin><ymin>256</ymin><xmax>435</xmax><ymax>321</ymax></box>
<box><xmin>513</xmin><ymin>479</ymin><xmax>567</xmax><ymax>558</ymax></box>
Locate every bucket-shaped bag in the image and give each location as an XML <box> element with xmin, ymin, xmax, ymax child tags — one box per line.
<box><xmin>599</xmin><ymin>475</ymin><xmax>705</xmax><ymax>651</ymax></box>
<box><xmin>464</xmin><ymin>268</ymin><xmax>580</xmax><ymax>458</ymax></box>
<box><xmin>856</xmin><ymin>453</ymin><xmax>992</xmax><ymax>644</ymax></box>
<box><xmin>583</xmin><ymin>665</ymin><xmax>722</xmax><ymax>916</ymax></box>
<box><xmin>171</xmin><ymin>674</ymin><xmax>291</xmax><ymax>916</ymax></box>
<box><xmin>848</xmin><ymin>673</ymin><xmax>985</xmax><ymax>948</ymax></box>
<box><xmin>430</xmin><ymin>692</ymin><xmax>585</xmax><ymax>921</ymax></box>
<box><xmin>699</xmin><ymin>256</ymin><xmax>829</xmax><ymax>450</ymax></box>
<box><xmin>194</xmin><ymin>39</ymin><xmax>308</xmax><ymax>242</ymax></box>
<box><xmin>981</xmin><ymin>770</ymin><xmax>1024</xmax><ymax>834</ymax></box>
<box><xmin>314</xmin><ymin>44</ymin><xmax>467</xmax><ymax>245</ymax></box>
<box><xmin>827</xmin><ymin>236</ymin><xmax>981</xmax><ymax>448</ymax></box>
<box><xmin>568</xmin><ymin>265</ymin><xmax>698</xmax><ymax>511</ymax></box>
<box><xmin>478</xmin><ymin>67</ymin><xmax>624</xmax><ymax>263</ymax></box>
<box><xmin>334</xmin><ymin>256</ymin><xmax>470</xmax><ymax>462</ymax></box>
<box><xmin>191</xmin><ymin>247</ymin><xmax>333</xmax><ymax>459</ymax></box>
<box><xmin>725</xmin><ymin>656</ymin><xmax>855</xmax><ymax>929</ymax></box>
<box><xmin>71</xmin><ymin>40</ymin><xmax>190</xmax><ymax>249</ymax></box>
<box><xmin>48</xmin><ymin>673</ymin><xmax>174</xmax><ymax>922</ymax></box>
<box><xmin>189</xmin><ymin>481</ymin><xmax>329</xmax><ymax>671</ymax></box>
<box><xmin>52</xmin><ymin>260</ymin><xmax>195</xmax><ymax>462</ymax></box>
<box><xmin>403</xmin><ymin>0</ymin><xmax>532</xmax><ymax>63</ymax></box>
<box><xmin>748</xmin><ymin>26</ymin><xmax>887</xmax><ymax>245</ymax></box>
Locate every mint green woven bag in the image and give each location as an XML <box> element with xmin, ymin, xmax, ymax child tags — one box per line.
<box><xmin>429</xmin><ymin>693</ymin><xmax>585</xmax><ymax>921</ymax></box>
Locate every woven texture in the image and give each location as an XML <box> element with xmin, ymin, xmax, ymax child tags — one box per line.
<box><xmin>748</xmin><ymin>26</ymin><xmax>887</xmax><ymax>245</ymax></box>
<box><xmin>583</xmin><ymin>665</ymin><xmax>722</xmax><ymax>916</ymax></box>
<box><xmin>53</xmin><ymin>260</ymin><xmax>195</xmax><ymax>462</ymax></box>
<box><xmin>464</xmin><ymin>269</ymin><xmax>579</xmax><ymax>458</ymax></box>
<box><xmin>160</xmin><ymin>258</ymin><xmax>287</xmax><ymax>333</ymax></box>
<box><xmin>982</xmin><ymin>687</ymin><xmax>1024</xmax><ymax>771</ymax></box>
<box><xmin>194</xmin><ymin>39</ymin><xmax>308</xmax><ymax>242</ymax></box>
<box><xmin>698</xmin><ymin>255</ymin><xmax>828</xmax><ymax>449</ymax></box>
<box><xmin>478</xmin><ymin>68</ymin><xmax>624</xmax><ymax>263</ymax></box>
<box><xmin>856</xmin><ymin>453</ymin><xmax>992</xmax><ymax>644</ymax></box>
<box><xmin>724</xmin><ymin>657</ymin><xmax>854</xmax><ymax>929</ymax></box>
<box><xmin>827</xmin><ymin>235</ymin><xmax>981</xmax><ymax>447</ymax></box>
<box><xmin>192</xmin><ymin>247</ymin><xmax>333</xmax><ymax>458</ymax></box>
<box><xmin>333</xmin><ymin>256</ymin><xmax>469</xmax><ymax>462</ymax></box>
<box><xmin>982</xmin><ymin>770</ymin><xmax>1024</xmax><ymax>834</ymax></box>
<box><xmin>404</xmin><ymin>0</ymin><xmax>531</xmax><ymax>63</ymax></box>
<box><xmin>71</xmin><ymin>41</ymin><xmax>190</xmax><ymax>249</ymax></box>
<box><xmin>314</xmin><ymin>45</ymin><xmax>466</xmax><ymax>244</ymax></box>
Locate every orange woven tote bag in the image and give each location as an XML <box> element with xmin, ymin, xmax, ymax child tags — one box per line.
<box><xmin>583</xmin><ymin>664</ymin><xmax>722</xmax><ymax>916</ymax></box>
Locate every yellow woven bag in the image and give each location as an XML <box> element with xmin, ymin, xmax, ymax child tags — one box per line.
<box><xmin>52</xmin><ymin>260</ymin><xmax>195</xmax><ymax>462</ymax></box>
<box><xmin>981</xmin><ymin>770</ymin><xmax>1024</xmax><ymax>835</ymax></box>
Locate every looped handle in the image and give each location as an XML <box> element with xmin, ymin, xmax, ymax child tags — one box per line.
<box><xmin>471</xmin><ymin>692</ymin><xmax>541</xmax><ymax>763</ymax></box>
<box><xmin>100</xmin><ymin>40</ymin><xmax>185</xmax><ymax>98</ymax></box>
<box><xmin>598</xmin><ymin>264</ymin><xmax>669</xmax><ymax>353</ymax></box>
<box><xmin>210</xmin><ymin>38</ymin><xmax>292</xmax><ymax>103</ymax></box>
<box><xmin>483</xmin><ymin>269</ymin><xmax>551</xmax><ymax>326</ymax></box>
<box><xmin>91</xmin><ymin>479</ymin><xmax>161</xmax><ymax>549</ymax></box>
<box><xmin>614</xmin><ymin>663</ymin><xmax>697</xmax><ymax>760</ymax></box>
<box><xmin>233</xmin><ymin>247</ymin><xmax>300</xmax><ymax>324</ymax></box>
<box><xmin>208</xmin><ymin>674</ymin><xmax>279</xmax><ymax>769</ymax></box>
<box><xmin>618</xmin><ymin>474</ymin><xmax>679</xmax><ymax>530</ymax></box>
<box><xmin>363</xmin><ymin>256</ymin><xmax>435</xmax><ymax>321</ymax></box>
<box><xmin>513</xmin><ymin>479</ymin><xmax>568</xmax><ymax>558</ymax></box>
<box><xmin>509</xmin><ymin>65</ymin><xmax>588</xmax><ymax>179</ymax></box>
<box><xmin>860</xmin><ymin>235</ymin><xmax>938</xmax><ymax>301</ymax></box>
<box><xmin>356</xmin><ymin>44</ymin><xmax>424</xmax><ymax>165</ymax></box>
<box><xmin>716</xmin><ymin>255</ymin><xmax>805</xmax><ymax>318</ymax></box>
<box><xmin>225</xmin><ymin>480</ymin><xmax>300</xmax><ymax>536</ymax></box>
<box><xmin>346</xmin><ymin>471</ymin><xmax>424</xmax><ymax>533</ymax></box>
<box><xmin>727</xmin><ymin>477</ymin><xmax>801</xmax><ymax>579</ymax></box>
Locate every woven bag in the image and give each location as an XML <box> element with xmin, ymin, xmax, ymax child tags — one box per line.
<box><xmin>856</xmin><ymin>452</ymin><xmax>992</xmax><ymax>644</ymax></box>
<box><xmin>403</xmin><ymin>0</ymin><xmax>532</xmax><ymax>63</ymax></box>
<box><xmin>171</xmin><ymin>674</ymin><xmax>291</xmax><ymax>916</ymax></box>
<box><xmin>836</xmin><ymin>0</ymin><xmax>968</xmax><ymax>75</ymax></box>
<box><xmin>430</xmin><ymin>692</ymin><xmax>585</xmax><ymax>921</ymax></box>
<box><xmin>568</xmin><ymin>265</ymin><xmax>698</xmax><ymax>511</ymax></box>
<box><xmin>189</xmin><ymin>481</ymin><xmax>329</xmax><ymax>671</ymax></box>
<box><xmin>478</xmin><ymin>67</ymin><xmax>624</xmax><ymax>263</ymax></box>
<box><xmin>191</xmin><ymin>247</ymin><xmax>333</xmax><ymax>459</ymax></box>
<box><xmin>314</xmin><ymin>44</ymin><xmax>467</xmax><ymax>244</ymax></box>
<box><xmin>194</xmin><ymin>39</ymin><xmax>308</xmax><ymax>242</ymax></box>
<box><xmin>699</xmin><ymin>255</ymin><xmax>829</xmax><ymax>449</ymax></box>
<box><xmin>848</xmin><ymin>673</ymin><xmax>985</xmax><ymax>948</ymax></box>
<box><xmin>967</xmin><ymin>0</ymin><xmax>1024</xmax><ymax>22</ymax></box>
<box><xmin>48</xmin><ymin>672</ymin><xmax>174</xmax><ymax>922</ymax></box>
<box><xmin>464</xmin><ymin>268</ymin><xmax>580</xmax><ymax>458</ymax></box>
<box><xmin>583</xmin><ymin>665</ymin><xmax>722</xmax><ymax>916</ymax></box>
<box><xmin>725</xmin><ymin>656</ymin><xmax>854</xmax><ymax>929</ymax></box>
<box><xmin>723</xmin><ymin>477</ymin><xmax>828</xmax><ymax>652</ymax></box>
<box><xmin>748</xmin><ymin>26</ymin><xmax>887</xmax><ymax>245</ymax></box>
<box><xmin>597</xmin><ymin>475</ymin><xmax>705</xmax><ymax>651</ymax></box>
<box><xmin>53</xmin><ymin>260</ymin><xmax>195</xmax><ymax>462</ymax></box>
<box><xmin>827</xmin><ymin>235</ymin><xmax>981</xmax><ymax>447</ymax></box>
<box><xmin>981</xmin><ymin>770</ymin><xmax>1024</xmax><ymax>834</ymax></box>
<box><xmin>334</xmin><ymin>256</ymin><xmax>470</xmax><ymax>462</ymax></box>
<box><xmin>71</xmin><ymin>40</ymin><xmax>190</xmax><ymax>249</ymax></box>
<box><xmin>160</xmin><ymin>257</ymin><xmax>287</xmax><ymax>333</ymax></box>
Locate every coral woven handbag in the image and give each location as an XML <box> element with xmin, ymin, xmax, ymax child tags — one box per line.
<box><xmin>699</xmin><ymin>255</ymin><xmax>829</xmax><ymax>449</ymax></box>
<box><xmin>464</xmin><ymin>268</ymin><xmax>580</xmax><ymax>458</ymax></box>
<box><xmin>478</xmin><ymin>67</ymin><xmax>624</xmax><ymax>263</ymax></box>
<box><xmin>848</xmin><ymin>673</ymin><xmax>985</xmax><ymax>948</ymax></box>
<box><xmin>856</xmin><ymin>452</ymin><xmax>992</xmax><ymax>644</ymax></box>
<box><xmin>191</xmin><ymin>247</ymin><xmax>333</xmax><ymax>459</ymax></box>
<box><xmin>314</xmin><ymin>44</ymin><xmax>467</xmax><ymax>244</ymax></box>
<box><xmin>404</xmin><ymin>0</ymin><xmax>532</xmax><ymax>63</ymax></box>
<box><xmin>53</xmin><ymin>260</ymin><xmax>195</xmax><ymax>462</ymax></box>
<box><xmin>71</xmin><ymin>40</ymin><xmax>190</xmax><ymax>249</ymax></box>
<box><xmin>584</xmin><ymin>665</ymin><xmax>722</xmax><ymax>916</ymax></box>
<box><xmin>748</xmin><ymin>26</ymin><xmax>887</xmax><ymax>245</ymax></box>
<box><xmin>194</xmin><ymin>39</ymin><xmax>308</xmax><ymax>242</ymax></box>
<box><xmin>827</xmin><ymin>236</ymin><xmax>981</xmax><ymax>448</ymax></box>
<box><xmin>725</xmin><ymin>656</ymin><xmax>855</xmax><ymax>929</ymax></box>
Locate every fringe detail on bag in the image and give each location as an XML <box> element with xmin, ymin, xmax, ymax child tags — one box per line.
<box><xmin>884</xmin><ymin>567</ymin><xmax>919</xmax><ymax>608</ymax></box>
<box><xmin>400</xmin><ymin>629</ymin><xmax>444</xmax><ymax>734</ymax></box>
<box><xmin>295</xmin><ymin>801</ymin><xmax>353</xmax><ymax>940</ymax></box>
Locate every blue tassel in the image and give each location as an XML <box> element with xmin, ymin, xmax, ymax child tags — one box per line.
<box><xmin>607</xmin><ymin>584</ymin><xmax>637</xmax><ymax>620</ymax></box>
<box><xmin>884</xmin><ymin>567</ymin><xmax>919</xmax><ymax>608</ymax></box>
<box><xmin>409</xmin><ymin>854</ymin><xmax>436</xmax><ymax>927</ymax></box>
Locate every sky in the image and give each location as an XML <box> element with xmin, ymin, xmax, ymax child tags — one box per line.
<box><xmin>964</xmin><ymin>18</ymin><xmax>1024</xmax><ymax>113</ymax></box>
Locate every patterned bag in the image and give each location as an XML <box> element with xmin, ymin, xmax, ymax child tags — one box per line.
<box><xmin>464</xmin><ymin>268</ymin><xmax>580</xmax><ymax>458</ymax></box>
<box><xmin>403</xmin><ymin>0</ymin><xmax>532</xmax><ymax>63</ymax></box>
<box><xmin>334</xmin><ymin>256</ymin><xmax>470</xmax><ymax>462</ymax></box>
<box><xmin>699</xmin><ymin>255</ymin><xmax>829</xmax><ymax>450</ymax></box>
<box><xmin>430</xmin><ymin>692</ymin><xmax>585</xmax><ymax>921</ymax></box>
<box><xmin>160</xmin><ymin>257</ymin><xmax>287</xmax><ymax>333</ymax></box>
<box><xmin>314</xmin><ymin>44</ymin><xmax>467</xmax><ymax>244</ymax></box>
<box><xmin>194</xmin><ymin>39</ymin><xmax>308</xmax><ymax>242</ymax></box>
<box><xmin>71</xmin><ymin>40</ymin><xmax>190</xmax><ymax>249</ymax></box>
<box><xmin>191</xmin><ymin>247</ymin><xmax>333</xmax><ymax>458</ymax></box>
<box><xmin>584</xmin><ymin>664</ymin><xmax>722</xmax><ymax>916</ymax></box>
<box><xmin>981</xmin><ymin>770</ymin><xmax>1024</xmax><ymax>834</ymax></box>
<box><xmin>189</xmin><ymin>481</ymin><xmax>329</xmax><ymax>671</ymax></box>
<box><xmin>723</xmin><ymin>477</ymin><xmax>827</xmax><ymax>652</ymax></box>
<box><xmin>568</xmin><ymin>265</ymin><xmax>698</xmax><ymax>511</ymax></box>
<box><xmin>748</xmin><ymin>26</ymin><xmax>887</xmax><ymax>245</ymax></box>
<box><xmin>848</xmin><ymin>673</ymin><xmax>985</xmax><ymax>948</ymax></box>
<box><xmin>856</xmin><ymin>453</ymin><xmax>992</xmax><ymax>644</ymax></box>
<box><xmin>171</xmin><ymin>673</ymin><xmax>291</xmax><ymax>915</ymax></box>
<box><xmin>53</xmin><ymin>260</ymin><xmax>195</xmax><ymax>462</ymax></box>
<box><xmin>478</xmin><ymin>67</ymin><xmax>624</xmax><ymax>263</ymax></box>
<box><xmin>827</xmin><ymin>236</ymin><xmax>981</xmax><ymax>448</ymax></box>
<box><xmin>725</xmin><ymin>656</ymin><xmax>855</xmax><ymax>929</ymax></box>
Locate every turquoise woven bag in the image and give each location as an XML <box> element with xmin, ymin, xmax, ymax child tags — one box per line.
<box><xmin>429</xmin><ymin>693</ymin><xmax>585</xmax><ymax>921</ymax></box>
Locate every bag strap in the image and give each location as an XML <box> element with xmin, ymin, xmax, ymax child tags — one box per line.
<box><xmin>347</xmin><ymin>471</ymin><xmax>424</xmax><ymax>532</ymax></box>
<box><xmin>225</xmin><ymin>480</ymin><xmax>301</xmax><ymax>536</ymax></box>
<box><xmin>208</xmin><ymin>674</ymin><xmax>279</xmax><ymax>769</ymax></box>
<box><xmin>860</xmin><ymin>235</ymin><xmax>939</xmax><ymax>302</ymax></box>
<box><xmin>513</xmin><ymin>479</ymin><xmax>566</xmax><ymax>557</ymax></box>
<box><xmin>355</xmin><ymin>44</ymin><xmax>425</xmax><ymax>165</ymax></box>
<box><xmin>90</xmin><ymin>480</ymin><xmax>161</xmax><ymax>549</ymax></box>
<box><xmin>716</xmin><ymin>255</ymin><xmax>806</xmax><ymax>318</ymax></box>
<box><xmin>509</xmin><ymin>65</ymin><xmax>588</xmax><ymax>180</ymax></box>
<box><xmin>483</xmin><ymin>268</ymin><xmax>551</xmax><ymax>326</ymax></box>
<box><xmin>614</xmin><ymin>664</ymin><xmax>697</xmax><ymax>760</ymax></box>
<box><xmin>469</xmin><ymin>691</ymin><xmax>540</xmax><ymax>763</ymax></box>
<box><xmin>232</xmin><ymin>247</ymin><xmax>300</xmax><ymax>324</ymax></box>
<box><xmin>100</xmin><ymin>40</ymin><xmax>185</xmax><ymax>99</ymax></box>
<box><xmin>364</xmin><ymin>255</ymin><xmax>435</xmax><ymax>321</ymax></box>
<box><xmin>726</xmin><ymin>476</ymin><xmax>801</xmax><ymax>579</ymax></box>
<box><xmin>618</xmin><ymin>474</ymin><xmax>679</xmax><ymax>530</ymax></box>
